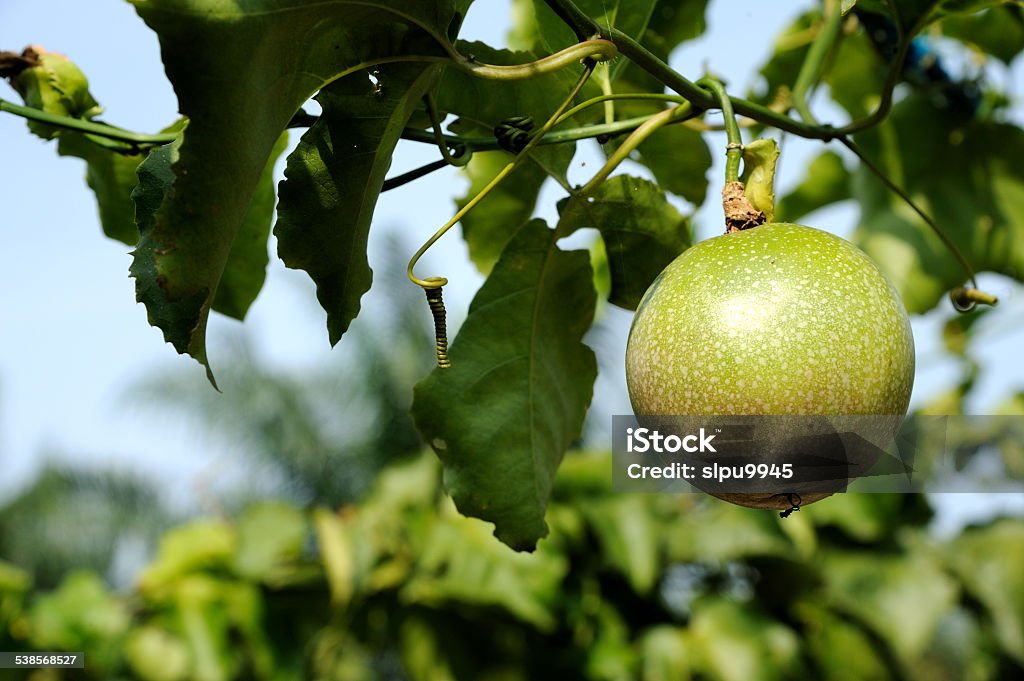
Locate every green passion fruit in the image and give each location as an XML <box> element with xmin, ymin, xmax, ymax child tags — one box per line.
<box><xmin>625</xmin><ymin>223</ymin><xmax>915</xmax><ymax>510</ymax></box>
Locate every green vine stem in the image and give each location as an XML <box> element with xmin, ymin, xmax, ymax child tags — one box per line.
<box><xmin>839</xmin><ymin>136</ymin><xmax>996</xmax><ymax>309</ymax></box>
<box><xmin>541</xmin><ymin>0</ymin><xmax>914</xmax><ymax>140</ymax></box>
<box><xmin>579</xmin><ymin>102</ymin><xmax>697</xmax><ymax>195</ymax></box>
<box><xmin>554</xmin><ymin>92</ymin><xmax>687</xmax><ymax>126</ymax></box>
<box><xmin>697</xmin><ymin>78</ymin><xmax>765</xmax><ymax>233</ymax></box>
<box><xmin>425</xmin><ymin>92</ymin><xmax>471</xmax><ymax>167</ymax></box>
<box><xmin>0</xmin><ymin>97</ymin><xmax>177</xmax><ymax>150</ymax></box>
<box><xmin>791</xmin><ymin>0</ymin><xmax>843</xmax><ymax>125</ymax></box>
<box><xmin>697</xmin><ymin>78</ymin><xmax>742</xmax><ymax>183</ymax></box>
<box><xmin>407</xmin><ymin>61</ymin><xmax>598</xmax><ymax>291</ymax></box>
<box><xmin>455</xmin><ymin>39</ymin><xmax>616</xmax><ymax>80</ymax></box>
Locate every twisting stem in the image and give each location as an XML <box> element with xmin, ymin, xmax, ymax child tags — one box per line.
<box><xmin>407</xmin><ymin>62</ymin><xmax>598</xmax><ymax>289</ymax></box>
<box><xmin>0</xmin><ymin>97</ymin><xmax>177</xmax><ymax>148</ymax></box>
<box><xmin>792</xmin><ymin>0</ymin><xmax>843</xmax><ymax>125</ymax></box>
<box><xmin>579</xmin><ymin>103</ymin><xmax>697</xmax><ymax>194</ymax></box>
<box><xmin>425</xmin><ymin>287</ymin><xmax>452</xmax><ymax>368</ymax></box>
<box><xmin>839</xmin><ymin>136</ymin><xmax>990</xmax><ymax>301</ymax></box>
<box><xmin>455</xmin><ymin>39</ymin><xmax>616</xmax><ymax>80</ymax></box>
<box><xmin>698</xmin><ymin>78</ymin><xmax>743</xmax><ymax>183</ymax></box>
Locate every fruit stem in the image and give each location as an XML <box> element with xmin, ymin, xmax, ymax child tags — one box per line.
<box><xmin>697</xmin><ymin>78</ymin><xmax>742</xmax><ymax>183</ymax></box>
<box><xmin>407</xmin><ymin>61</ymin><xmax>597</xmax><ymax>290</ymax></box>
<box><xmin>578</xmin><ymin>102</ymin><xmax>698</xmax><ymax>195</ymax></box>
<box><xmin>791</xmin><ymin>0</ymin><xmax>844</xmax><ymax>125</ymax></box>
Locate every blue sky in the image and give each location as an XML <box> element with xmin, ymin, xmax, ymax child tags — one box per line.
<box><xmin>1</xmin><ymin>0</ymin><xmax>1022</xmax><ymax>526</ymax></box>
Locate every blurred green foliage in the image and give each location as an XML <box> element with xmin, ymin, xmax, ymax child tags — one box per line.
<box><xmin>1</xmin><ymin>451</ymin><xmax>1023</xmax><ymax>680</ymax></box>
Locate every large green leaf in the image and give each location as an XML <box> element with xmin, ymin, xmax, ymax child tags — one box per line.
<box><xmin>635</xmin><ymin>124</ymin><xmax>711</xmax><ymax>205</ymax></box>
<box><xmin>940</xmin><ymin>3</ymin><xmax>1024</xmax><ymax>64</ymax></box>
<box><xmin>132</xmin><ymin>131</ymin><xmax>287</xmax><ymax>341</ymax></box>
<box><xmin>851</xmin><ymin>94</ymin><xmax>1024</xmax><ymax>313</ymax></box>
<box><xmin>557</xmin><ymin>175</ymin><xmax>690</xmax><ymax>310</ymax></box>
<box><xmin>275</xmin><ymin>64</ymin><xmax>438</xmax><ymax>344</ymax></box>
<box><xmin>126</xmin><ymin>0</ymin><xmax>462</xmax><ymax>378</ymax></box>
<box><xmin>775</xmin><ymin>150</ymin><xmax>851</xmax><ymax>223</ymax></box>
<box><xmin>412</xmin><ymin>219</ymin><xmax>597</xmax><ymax>551</ymax></box>
<box><xmin>856</xmin><ymin>0</ymin><xmax>1012</xmax><ymax>33</ymax></box>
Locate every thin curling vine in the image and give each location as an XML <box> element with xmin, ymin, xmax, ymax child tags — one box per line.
<box><xmin>407</xmin><ymin>61</ymin><xmax>599</xmax><ymax>367</ymax></box>
<box><xmin>578</xmin><ymin>102</ymin><xmax>698</xmax><ymax>195</ymax></box>
<box><xmin>837</xmin><ymin>136</ymin><xmax>997</xmax><ymax>312</ymax></box>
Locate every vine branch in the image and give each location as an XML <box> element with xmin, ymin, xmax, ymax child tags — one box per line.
<box><xmin>0</xmin><ymin>97</ymin><xmax>177</xmax><ymax>149</ymax></box>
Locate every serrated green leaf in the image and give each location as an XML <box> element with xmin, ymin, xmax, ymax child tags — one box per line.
<box><xmin>740</xmin><ymin>138</ymin><xmax>779</xmax><ymax>222</ymax></box>
<box><xmin>941</xmin><ymin>4</ymin><xmax>1024</xmax><ymax>64</ymax></box>
<box><xmin>636</xmin><ymin>125</ymin><xmax>711</xmax><ymax>204</ymax></box>
<box><xmin>275</xmin><ymin>64</ymin><xmax>438</xmax><ymax>344</ymax></box>
<box><xmin>851</xmin><ymin>94</ymin><xmax>1024</xmax><ymax>313</ymax></box>
<box><xmin>557</xmin><ymin>175</ymin><xmax>690</xmax><ymax>310</ymax></box>
<box><xmin>126</xmin><ymin>0</ymin><xmax>460</xmax><ymax>378</ymax></box>
<box><xmin>412</xmin><ymin>219</ymin><xmax>597</xmax><ymax>551</ymax></box>
<box><xmin>946</xmin><ymin>519</ymin><xmax>1024</xmax><ymax>663</ymax></box>
<box><xmin>776</xmin><ymin>150</ymin><xmax>851</xmax><ymax>223</ymax></box>
<box><xmin>10</xmin><ymin>50</ymin><xmax>101</xmax><ymax>139</ymax></box>
<box><xmin>842</xmin><ymin>0</ymin><xmax>860</xmax><ymax>15</ymax></box>
<box><xmin>132</xmin><ymin>128</ymin><xmax>286</xmax><ymax>358</ymax></box>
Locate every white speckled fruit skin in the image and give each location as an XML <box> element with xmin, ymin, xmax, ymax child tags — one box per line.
<box><xmin>625</xmin><ymin>223</ymin><xmax>915</xmax><ymax>508</ymax></box>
